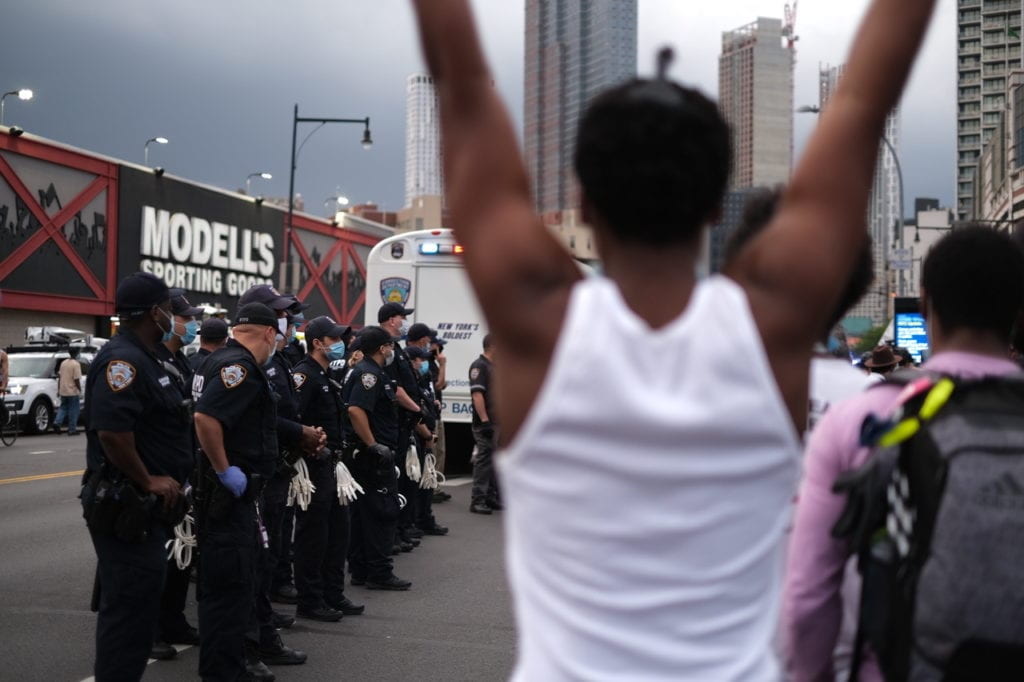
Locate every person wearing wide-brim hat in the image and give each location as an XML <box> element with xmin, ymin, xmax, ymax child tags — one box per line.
<box><xmin>864</xmin><ymin>345</ymin><xmax>900</xmax><ymax>375</ymax></box>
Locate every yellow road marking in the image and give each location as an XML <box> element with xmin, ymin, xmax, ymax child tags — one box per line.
<box><xmin>0</xmin><ymin>470</ymin><xmax>84</xmax><ymax>486</ymax></box>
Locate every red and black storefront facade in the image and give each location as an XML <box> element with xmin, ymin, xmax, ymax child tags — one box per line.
<box><xmin>0</xmin><ymin>131</ymin><xmax>380</xmax><ymax>346</ymax></box>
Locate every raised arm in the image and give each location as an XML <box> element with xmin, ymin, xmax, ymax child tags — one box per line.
<box><xmin>411</xmin><ymin>0</ymin><xmax>582</xmax><ymax>437</ymax></box>
<box><xmin>726</xmin><ymin>0</ymin><xmax>936</xmax><ymax>420</ymax></box>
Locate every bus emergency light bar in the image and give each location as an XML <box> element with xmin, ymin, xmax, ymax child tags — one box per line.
<box><xmin>418</xmin><ymin>242</ymin><xmax>464</xmax><ymax>256</ymax></box>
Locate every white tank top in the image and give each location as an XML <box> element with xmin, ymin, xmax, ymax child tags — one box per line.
<box><xmin>498</xmin><ymin>275</ymin><xmax>800</xmax><ymax>681</ymax></box>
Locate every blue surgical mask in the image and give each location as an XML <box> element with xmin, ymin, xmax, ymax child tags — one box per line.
<box><xmin>418</xmin><ymin>361</ymin><xmax>430</xmax><ymax>376</ymax></box>
<box><xmin>160</xmin><ymin>308</ymin><xmax>175</xmax><ymax>343</ymax></box>
<box><xmin>326</xmin><ymin>341</ymin><xmax>346</xmax><ymax>362</ymax></box>
<box><xmin>178</xmin><ymin>320</ymin><xmax>199</xmax><ymax>345</ymax></box>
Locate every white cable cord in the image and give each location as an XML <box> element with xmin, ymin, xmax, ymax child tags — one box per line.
<box><xmin>405</xmin><ymin>441</ymin><xmax>422</xmax><ymax>482</ymax></box>
<box><xmin>419</xmin><ymin>452</ymin><xmax>445</xmax><ymax>490</ymax></box>
<box><xmin>164</xmin><ymin>514</ymin><xmax>196</xmax><ymax>570</ymax></box>
<box><xmin>287</xmin><ymin>457</ymin><xmax>316</xmax><ymax>510</ymax></box>
<box><xmin>335</xmin><ymin>460</ymin><xmax>364</xmax><ymax>505</ymax></box>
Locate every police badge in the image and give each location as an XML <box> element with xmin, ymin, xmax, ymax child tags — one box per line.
<box><xmin>380</xmin><ymin>277</ymin><xmax>411</xmax><ymax>305</ymax></box>
<box><xmin>293</xmin><ymin>373</ymin><xmax>307</xmax><ymax>389</ymax></box>
<box><xmin>361</xmin><ymin>373</ymin><xmax>378</xmax><ymax>389</ymax></box>
<box><xmin>106</xmin><ymin>360</ymin><xmax>136</xmax><ymax>392</ymax></box>
<box><xmin>220</xmin><ymin>364</ymin><xmax>247</xmax><ymax>389</ymax></box>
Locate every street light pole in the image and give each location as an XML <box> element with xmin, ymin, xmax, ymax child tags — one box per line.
<box><xmin>1</xmin><ymin>88</ymin><xmax>33</xmax><ymax>126</ymax></box>
<box><xmin>283</xmin><ymin>104</ymin><xmax>372</xmax><ymax>291</ymax></box>
<box><xmin>144</xmin><ymin>136</ymin><xmax>168</xmax><ymax>167</ymax></box>
<box><xmin>246</xmin><ymin>171</ymin><xmax>272</xmax><ymax>196</ymax></box>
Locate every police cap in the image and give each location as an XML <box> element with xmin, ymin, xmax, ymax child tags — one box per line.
<box><xmin>305</xmin><ymin>316</ymin><xmax>350</xmax><ymax>342</ymax></box>
<box><xmin>232</xmin><ymin>302</ymin><xmax>278</xmax><ymax>328</ymax></box>
<box><xmin>406</xmin><ymin>345</ymin><xmax>432</xmax><ymax>360</ymax></box>
<box><xmin>199</xmin><ymin>317</ymin><xmax>229</xmax><ymax>340</ymax></box>
<box><xmin>170</xmin><ymin>294</ymin><xmax>203</xmax><ymax>317</ymax></box>
<box><xmin>239</xmin><ymin>284</ymin><xmax>294</xmax><ymax>311</ymax></box>
<box><xmin>407</xmin><ymin>322</ymin><xmax>436</xmax><ymax>342</ymax></box>
<box><xmin>115</xmin><ymin>272</ymin><xmax>181</xmax><ymax>318</ymax></box>
<box><xmin>377</xmin><ymin>302</ymin><xmax>414</xmax><ymax>322</ymax></box>
<box><xmin>357</xmin><ymin>326</ymin><xmax>393</xmax><ymax>355</ymax></box>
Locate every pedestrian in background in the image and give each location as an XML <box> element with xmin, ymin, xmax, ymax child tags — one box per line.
<box><xmin>53</xmin><ymin>347</ymin><xmax>82</xmax><ymax>435</ymax></box>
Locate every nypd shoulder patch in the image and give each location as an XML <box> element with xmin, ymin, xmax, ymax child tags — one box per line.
<box><xmin>106</xmin><ymin>360</ymin><xmax>136</xmax><ymax>392</ymax></box>
<box><xmin>293</xmin><ymin>373</ymin><xmax>307</xmax><ymax>389</ymax></box>
<box><xmin>470</xmin><ymin>368</ymin><xmax>480</xmax><ymax>380</ymax></box>
<box><xmin>220</xmin><ymin>364</ymin><xmax>247</xmax><ymax>389</ymax></box>
<box><xmin>361</xmin><ymin>372</ymin><xmax>378</xmax><ymax>390</ymax></box>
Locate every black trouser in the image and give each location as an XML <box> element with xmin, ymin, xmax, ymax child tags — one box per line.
<box><xmin>89</xmin><ymin>522</ymin><xmax>168</xmax><ymax>682</ymax></box>
<box><xmin>471</xmin><ymin>424</ymin><xmax>500</xmax><ymax>503</ymax></box>
<box><xmin>256</xmin><ymin>474</ymin><xmax>289</xmax><ymax>643</ymax></box>
<box><xmin>158</xmin><ymin>556</ymin><xmax>192</xmax><ymax>640</ymax></box>
<box><xmin>293</xmin><ymin>458</ymin><xmax>350</xmax><ymax>610</ymax></box>
<box><xmin>198</xmin><ymin>495</ymin><xmax>258</xmax><ymax>681</ymax></box>
<box><xmin>348</xmin><ymin>453</ymin><xmax>399</xmax><ymax>582</ymax></box>
<box><xmin>396</xmin><ymin>421</ymin><xmax>416</xmax><ymax>532</ymax></box>
<box><xmin>272</xmin><ymin>504</ymin><xmax>295</xmax><ymax>591</ymax></box>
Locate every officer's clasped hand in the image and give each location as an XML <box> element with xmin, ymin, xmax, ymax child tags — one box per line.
<box><xmin>217</xmin><ymin>466</ymin><xmax>248</xmax><ymax>498</ymax></box>
<box><xmin>145</xmin><ymin>475</ymin><xmax>183</xmax><ymax>510</ymax></box>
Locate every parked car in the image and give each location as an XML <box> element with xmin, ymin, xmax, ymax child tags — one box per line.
<box><xmin>4</xmin><ymin>328</ymin><xmax>105</xmax><ymax>434</ymax></box>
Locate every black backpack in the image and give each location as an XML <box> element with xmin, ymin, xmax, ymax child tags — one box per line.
<box><xmin>831</xmin><ymin>370</ymin><xmax>1024</xmax><ymax>681</ymax></box>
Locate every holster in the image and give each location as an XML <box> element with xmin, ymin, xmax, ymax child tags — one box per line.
<box><xmin>79</xmin><ymin>469</ymin><xmax>155</xmax><ymax>544</ymax></box>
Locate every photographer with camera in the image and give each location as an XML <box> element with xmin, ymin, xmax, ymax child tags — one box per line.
<box><xmin>343</xmin><ymin>326</ymin><xmax>412</xmax><ymax>591</ymax></box>
<box><xmin>81</xmin><ymin>272</ymin><xmax>195</xmax><ymax>681</ymax></box>
<box><xmin>193</xmin><ymin>302</ymin><xmax>281</xmax><ymax>681</ymax></box>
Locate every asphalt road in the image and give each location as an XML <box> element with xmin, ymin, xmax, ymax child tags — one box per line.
<box><xmin>0</xmin><ymin>433</ymin><xmax>515</xmax><ymax>681</ymax></box>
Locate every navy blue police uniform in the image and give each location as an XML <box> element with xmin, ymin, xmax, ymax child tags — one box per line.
<box><xmin>469</xmin><ymin>353</ymin><xmax>501</xmax><ymax>509</ymax></box>
<box><xmin>385</xmin><ymin>343</ymin><xmax>425</xmax><ymax>537</ymax></box>
<box><xmin>194</xmin><ymin>337</ymin><xmax>278</xmax><ymax>680</ymax></box>
<box><xmin>409</xmin><ymin>346</ymin><xmax>446</xmax><ymax>534</ymax></box>
<box><xmin>257</xmin><ymin>348</ymin><xmax>306</xmax><ymax>638</ymax></box>
<box><xmin>82</xmin><ymin>328</ymin><xmax>194</xmax><ymax>681</ymax></box>
<box><xmin>292</xmin><ymin>348</ymin><xmax>354</xmax><ymax>619</ymax></box>
<box><xmin>343</xmin><ymin>356</ymin><xmax>407</xmax><ymax>587</ymax></box>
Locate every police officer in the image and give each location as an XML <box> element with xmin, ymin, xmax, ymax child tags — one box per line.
<box><xmin>153</xmin><ymin>293</ymin><xmax>203</xmax><ymax>655</ymax></box>
<box><xmin>194</xmin><ymin>302</ymin><xmax>285</xmax><ymax>681</ymax></box>
<box><xmin>469</xmin><ymin>333</ymin><xmax>501</xmax><ymax>514</ymax></box>
<box><xmin>343</xmin><ymin>326</ymin><xmax>412</xmax><ymax>590</ymax></box>
<box><xmin>292</xmin><ymin>316</ymin><xmax>366</xmax><ymax>620</ymax></box>
<box><xmin>405</xmin><ymin>343</ymin><xmax>448</xmax><ymax>535</ymax></box>
<box><xmin>377</xmin><ymin>303</ymin><xmax>427</xmax><ymax>545</ymax></box>
<box><xmin>81</xmin><ymin>272</ymin><xmax>194</xmax><ymax>681</ymax></box>
<box><xmin>190</xmin><ymin>318</ymin><xmax>229</xmax><ymax>373</ymax></box>
<box><xmin>236</xmin><ymin>285</ymin><xmax>319</xmax><ymax>664</ymax></box>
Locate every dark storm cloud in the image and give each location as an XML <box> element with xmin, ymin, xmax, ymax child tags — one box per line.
<box><xmin>2</xmin><ymin>1</ymin><xmax>953</xmax><ymax>220</ymax></box>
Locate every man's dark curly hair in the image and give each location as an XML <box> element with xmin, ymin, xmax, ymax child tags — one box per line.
<box><xmin>922</xmin><ymin>225</ymin><xmax>1024</xmax><ymax>341</ymax></box>
<box><xmin>573</xmin><ymin>50</ymin><xmax>731</xmax><ymax>246</ymax></box>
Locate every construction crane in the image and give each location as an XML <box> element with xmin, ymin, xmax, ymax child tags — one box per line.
<box><xmin>782</xmin><ymin>1</ymin><xmax>799</xmax><ymax>50</ymax></box>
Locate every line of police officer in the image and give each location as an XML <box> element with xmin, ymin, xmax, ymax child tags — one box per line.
<box><xmin>81</xmin><ymin>274</ymin><xmax>451</xmax><ymax>681</ymax></box>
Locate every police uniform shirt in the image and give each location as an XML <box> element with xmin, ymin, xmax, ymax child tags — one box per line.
<box><xmin>84</xmin><ymin>330</ymin><xmax>194</xmax><ymax>484</ymax></box>
<box><xmin>417</xmin><ymin>369</ymin><xmax>438</xmax><ymax>430</ymax></box>
<box><xmin>266</xmin><ymin>351</ymin><xmax>303</xmax><ymax>449</ymax></box>
<box><xmin>195</xmin><ymin>339</ymin><xmax>278</xmax><ymax>478</ymax></box>
<box><xmin>386</xmin><ymin>344</ymin><xmax>422</xmax><ymax>404</ymax></box>
<box><xmin>189</xmin><ymin>347</ymin><xmax>211</xmax><ymax>373</ymax></box>
<box><xmin>469</xmin><ymin>354</ymin><xmax>495</xmax><ymax>427</ymax></box>
<box><xmin>343</xmin><ymin>358</ymin><xmax>399</xmax><ymax>449</ymax></box>
<box><xmin>155</xmin><ymin>344</ymin><xmax>193</xmax><ymax>397</ymax></box>
<box><xmin>292</xmin><ymin>355</ymin><xmax>344</xmax><ymax>449</ymax></box>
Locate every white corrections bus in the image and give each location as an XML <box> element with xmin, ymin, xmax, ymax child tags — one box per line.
<box><xmin>365</xmin><ymin>229</ymin><xmax>484</xmax><ymax>423</ymax></box>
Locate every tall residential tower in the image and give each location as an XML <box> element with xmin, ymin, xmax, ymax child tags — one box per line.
<box><xmin>405</xmin><ymin>73</ymin><xmax>444</xmax><ymax>207</ymax></box>
<box><xmin>524</xmin><ymin>0</ymin><xmax>638</xmax><ymax>216</ymax></box>
<box><xmin>718</xmin><ymin>17</ymin><xmax>794</xmax><ymax>189</ymax></box>
<box><xmin>956</xmin><ymin>0</ymin><xmax>1021</xmax><ymax>220</ymax></box>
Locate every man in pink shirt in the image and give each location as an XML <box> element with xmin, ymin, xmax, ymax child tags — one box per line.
<box><xmin>783</xmin><ymin>226</ymin><xmax>1024</xmax><ymax>681</ymax></box>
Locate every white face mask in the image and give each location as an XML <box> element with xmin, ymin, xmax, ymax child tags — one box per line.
<box><xmin>384</xmin><ymin>348</ymin><xmax>396</xmax><ymax>366</ymax></box>
<box><xmin>276</xmin><ymin>318</ymin><xmax>288</xmax><ymax>336</ymax></box>
<box><xmin>399</xmin><ymin>320</ymin><xmax>410</xmax><ymax>337</ymax></box>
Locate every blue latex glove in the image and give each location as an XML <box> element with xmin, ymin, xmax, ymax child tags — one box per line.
<box><xmin>216</xmin><ymin>466</ymin><xmax>247</xmax><ymax>498</ymax></box>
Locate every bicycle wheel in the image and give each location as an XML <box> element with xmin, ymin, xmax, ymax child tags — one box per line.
<box><xmin>0</xmin><ymin>410</ymin><xmax>17</xmax><ymax>447</ymax></box>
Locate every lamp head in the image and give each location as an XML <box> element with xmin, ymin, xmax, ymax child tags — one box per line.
<box><xmin>17</xmin><ymin>89</ymin><xmax>33</xmax><ymax>101</ymax></box>
<box><xmin>361</xmin><ymin>127</ymin><xmax>373</xmax><ymax>150</ymax></box>
<box><xmin>154</xmin><ymin>136</ymin><xmax>169</xmax><ymax>145</ymax></box>
<box><xmin>260</xmin><ymin>172</ymin><xmax>272</xmax><ymax>180</ymax></box>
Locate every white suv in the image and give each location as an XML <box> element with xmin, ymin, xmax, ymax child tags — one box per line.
<box><xmin>4</xmin><ymin>345</ymin><xmax>100</xmax><ymax>434</ymax></box>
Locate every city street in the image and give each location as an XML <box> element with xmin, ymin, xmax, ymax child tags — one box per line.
<box><xmin>0</xmin><ymin>433</ymin><xmax>515</xmax><ymax>681</ymax></box>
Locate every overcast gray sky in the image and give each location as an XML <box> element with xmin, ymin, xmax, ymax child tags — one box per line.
<box><xmin>2</xmin><ymin>1</ymin><xmax>955</xmax><ymax>217</ymax></box>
